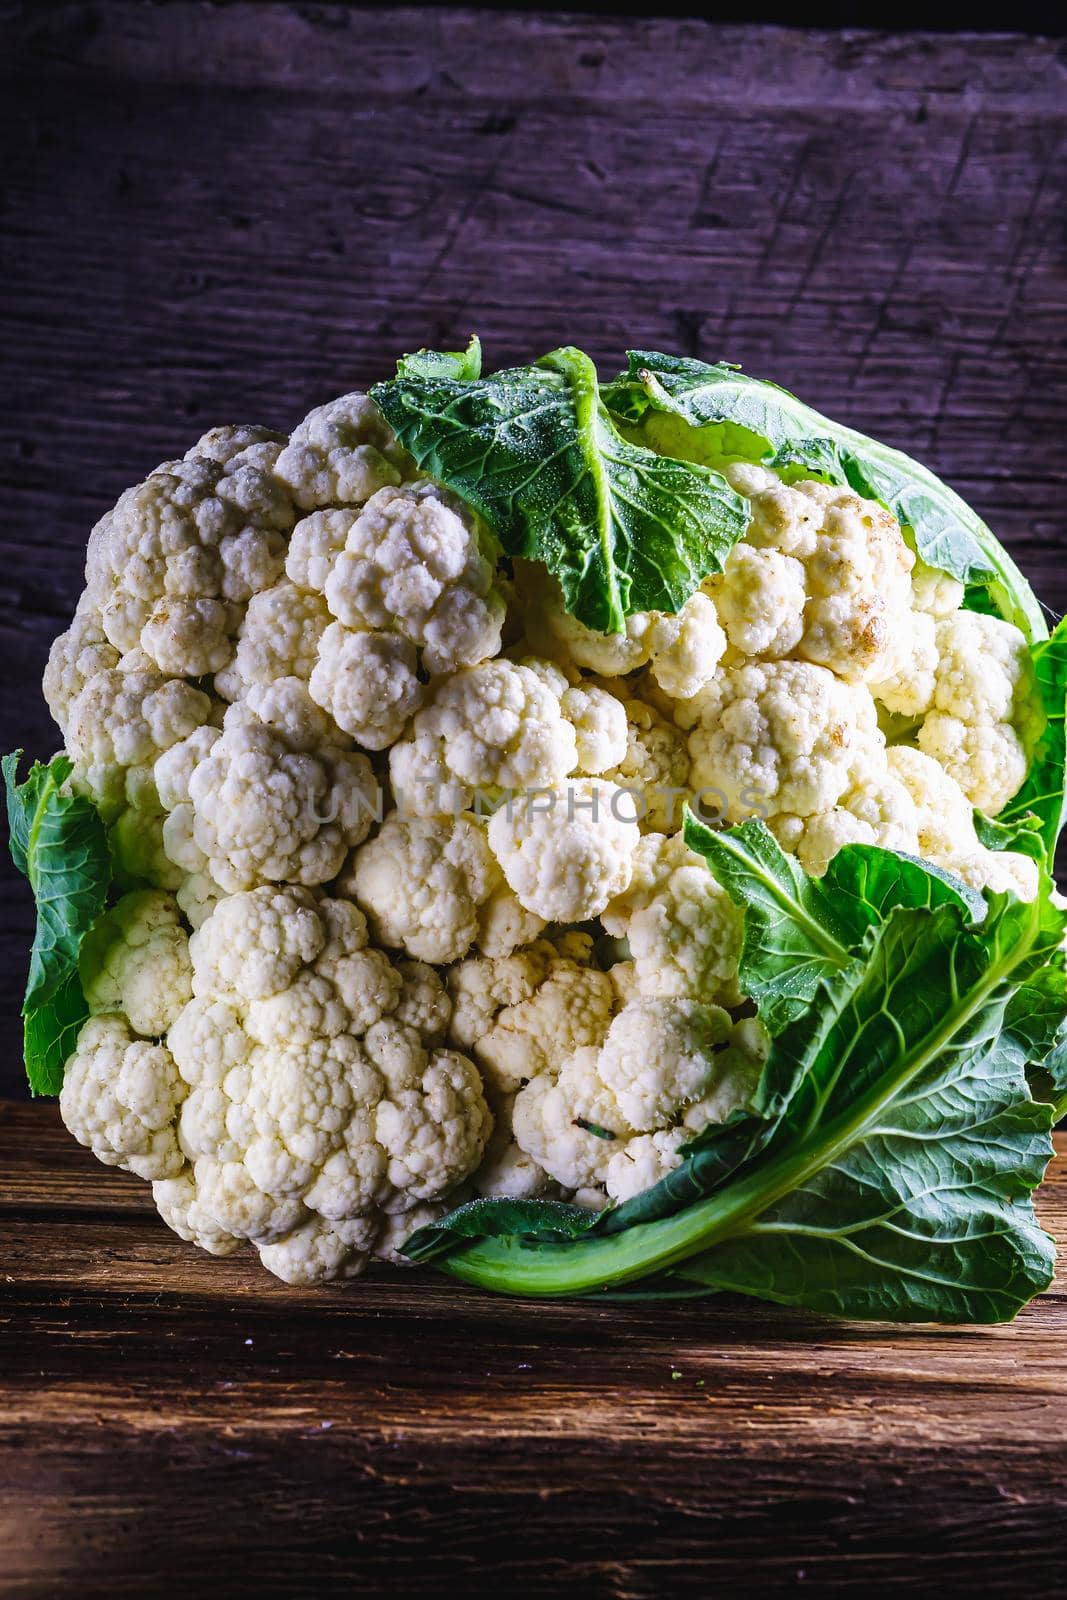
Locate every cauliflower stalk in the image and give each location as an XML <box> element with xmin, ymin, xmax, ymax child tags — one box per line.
<box><xmin>8</xmin><ymin>339</ymin><xmax>1066</xmax><ymax>1324</ymax></box>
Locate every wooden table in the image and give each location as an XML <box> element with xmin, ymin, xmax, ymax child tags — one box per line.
<box><xmin>2</xmin><ymin>1102</ymin><xmax>1066</xmax><ymax>1595</ymax></box>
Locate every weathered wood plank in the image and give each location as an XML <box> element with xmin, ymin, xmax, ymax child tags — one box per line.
<box><xmin>1</xmin><ymin>1105</ymin><xmax>1066</xmax><ymax>1596</ymax></box>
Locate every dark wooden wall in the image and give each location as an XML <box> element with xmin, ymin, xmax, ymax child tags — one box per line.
<box><xmin>2</xmin><ymin>4</ymin><xmax>1065</xmax><ymax>1098</ymax></box>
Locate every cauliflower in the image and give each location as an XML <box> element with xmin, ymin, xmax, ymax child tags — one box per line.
<box><xmin>79</xmin><ymin>890</ymin><xmax>193</xmax><ymax>1037</ymax></box>
<box><xmin>683</xmin><ymin>658</ymin><xmax>884</xmax><ymax>825</ymax></box>
<box><xmin>604</xmin><ymin>696</ymin><xmax>691</xmax><ymax>832</ymax></box>
<box><xmin>104</xmin><ymin>887</ymin><xmax>492</xmax><ymax>1282</ymax></box>
<box><xmin>84</xmin><ymin>429</ymin><xmax>294</xmax><ymax>676</ymax></box>
<box><xmin>271</xmin><ymin>391</ymin><xmax>406</xmax><ymax>510</ymax></box>
<box><xmin>214</xmin><ymin>580</ymin><xmax>333</xmax><ymax>705</ymax></box>
<box><xmin>388</xmin><ymin>659</ymin><xmax>578</xmax><ymax>818</ymax></box>
<box><xmin>488</xmin><ymin>778</ymin><xmax>642</xmax><ymax>922</ymax></box>
<box><xmin>916</xmin><ymin>611</ymin><xmax>1039</xmax><ymax>814</ymax></box>
<box><xmin>35</xmin><ymin>355</ymin><xmax>1050</xmax><ymax>1299</ymax></box>
<box><xmin>323</xmin><ymin>481</ymin><xmax>506</xmax><ymax>673</ymax></box>
<box><xmin>520</xmin><ymin>561</ymin><xmax>726</xmax><ymax>699</ymax></box>
<box><xmin>711</xmin><ymin>466</ymin><xmax>916</xmax><ymax>685</ymax></box>
<box><xmin>346</xmin><ymin>811</ymin><xmax>502</xmax><ymax>964</ymax></box>
<box><xmin>887</xmin><ymin>746</ymin><xmax>1039</xmax><ymax>899</ymax></box>
<box><xmin>560</xmin><ymin>683</ymin><xmax>629</xmax><ymax>775</ymax></box>
<box><xmin>447</xmin><ymin>937</ymin><xmax>617</xmax><ymax>1093</ymax></box>
<box><xmin>511</xmin><ymin>1001</ymin><xmax>765</xmax><ymax>1193</ymax></box>
<box><xmin>60</xmin><ymin>1015</ymin><xmax>187</xmax><ymax>1180</ymax></box>
<box><xmin>602</xmin><ymin>833</ymin><xmax>743</xmax><ymax>1005</ymax></box>
<box><xmin>156</xmin><ymin>697</ymin><xmax>379</xmax><ymax>892</ymax></box>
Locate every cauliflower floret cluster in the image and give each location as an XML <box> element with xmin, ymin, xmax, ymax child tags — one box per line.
<box><xmin>62</xmin><ymin>886</ymin><xmax>491</xmax><ymax>1283</ymax></box>
<box><xmin>48</xmin><ymin>382</ymin><xmax>1044</xmax><ymax>1285</ymax></box>
<box><xmin>512</xmin><ymin>1001</ymin><xmax>767</xmax><ymax>1201</ymax></box>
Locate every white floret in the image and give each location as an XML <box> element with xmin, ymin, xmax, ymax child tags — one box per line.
<box><xmin>713</xmin><ymin>468</ymin><xmax>916</xmax><ymax>684</ymax></box>
<box><xmin>596</xmin><ymin>998</ymin><xmax>738</xmax><ymax>1132</ymax></box>
<box><xmin>448</xmin><ymin>941</ymin><xmax>617</xmax><ymax>1093</ymax></box>
<box><xmin>43</xmin><ymin>597</ymin><xmax>121</xmax><ymax>734</ymax></box>
<box><xmin>916</xmin><ymin>610</ymin><xmax>1038</xmax><ymax>814</ymax></box>
<box><xmin>257</xmin><ymin>1214</ymin><xmax>380</xmax><ymax>1285</ymax></box>
<box><xmin>83</xmin><ymin>435</ymin><xmax>293</xmax><ymax>675</ymax></box>
<box><xmin>870</xmin><ymin>608</ymin><xmax>939</xmax><ymax>719</ymax></box>
<box><xmin>473</xmin><ymin>1104</ymin><xmax>560</xmax><ymax>1200</ymax></box>
<box><xmin>887</xmin><ymin>746</ymin><xmax>1039</xmax><ymax>899</ymax></box>
<box><xmin>272</xmin><ymin>393</ymin><xmax>406</xmax><ymax>512</ymax></box>
<box><xmin>510</xmin><ymin>1001</ymin><xmax>763</xmax><ymax>1194</ymax></box>
<box><xmin>214</xmin><ymin>580</ymin><xmax>333</xmax><ymax>703</ymax></box>
<box><xmin>604</xmin><ymin>1129</ymin><xmax>689</xmax><ymax>1203</ymax></box>
<box><xmin>605</xmin><ymin>696</ymin><xmax>691</xmax><ymax>833</ymax></box>
<box><xmin>285</xmin><ymin>509</ymin><xmax>357</xmax><ymax>593</ymax></box>
<box><xmin>60</xmin><ymin>1015</ymin><xmax>187</xmax><ymax>1180</ymax></box>
<box><xmin>158</xmin><ymin>700</ymin><xmax>379</xmax><ymax>891</ymax></box>
<box><xmin>911</xmin><ymin>561</ymin><xmax>966</xmax><ymax>617</ymax></box>
<box><xmin>79</xmin><ymin>890</ymin><xmax>193</xmax><ymax>1037</ymax></box>
<box><xmin>602</xmin><ymin>832</ymin><xmax>743</xmax><ymax>1005</ymax></box>
<box><xmin>519</xmin><ymin>561</ymin><xmax>724</xmax><ymax>699</ymax></box>
<box><xmin>66</xmin><ymin>660</ymin><xmax>214</xmax><ymax>820</ymax></box>
<box><xmin>775</xmin><ymin>766</ymin><xmax>921</xmax><ymax>878</ymax></box>
<box><xmin>188</xmin><ymin>884</ymin><xmax>326</xmax><ymax>1002</ymax></box>
<box><xmin>561</xmin><ymin>684</ymin><xmax>629</xmax><ymax>775</ymax></box>
<box><xmin>684</xmin><ymin>658</ymin><xmax>884</xmax><ymax>825</ymax></box>
<box><xmin>347</xmin><ymin>811</ymin><xmax>500</xmax><ymax>964</ymax></box>
<box><xmin>323</xmin><ymin>481</ymin><xmax>506</xmax><ymax>674</ymax></box>
<box><xmin>152</xmin><ymin>1169</ymin><xmax>242</xmax><ymax>1256</ymax></box>
<box><xmin>512</xmin><ymin>1046</ymin><xmax>635</xmax><ymax>1191</ymax></box>
<box><xmin>644</xmin><ymin>592</ymin><xmax>728</xmax><ymax>701</ymax></box>
<box><xmin>154</xmin><ymin>887</ymin><xmax>493</xmax><ymax>1283</ymax></box>
<box><xmin>309</xmin><ymin>622</ymin><xmax>423</xmax><ymax>750</ymax></box>
<box><xmin>488</xmin><ymin>778</ymin><xmax>641</xmax><ymax>922</ymax></box>
<box><xmin>388</xmin><ymin>659</ymin><xmax>578</xmax><ymax>818</ymax></box>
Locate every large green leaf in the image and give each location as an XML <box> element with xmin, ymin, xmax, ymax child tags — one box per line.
<box><xmin>371</xmin><ymin>344</ymin><xmax>750</xmax><ymax>633</ymax></box>
<box><xmin>676</xmin><ymin>900</ymin><xmax>1058</xmax><ymax>1320</ymax></box>
<box><xmin>4</xmin><ymin>751</ymin><xmax>111</xmax><ymax>1095</ymax></box>
<box><xmin>603</xmin><ymin>351</ymin><xmax>1046</xmax><ymax>641</ymax></box>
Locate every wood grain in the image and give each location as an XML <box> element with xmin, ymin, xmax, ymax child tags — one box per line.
<box><xmin>0</xmin><ymin>4</ymin><xmax>1065</xmax><ymax>1076</ymax></box>
<box><xmin>1</xmin><ymin>1102</ymin><xmax>1066</xmax><ymax>1596</ymax></box>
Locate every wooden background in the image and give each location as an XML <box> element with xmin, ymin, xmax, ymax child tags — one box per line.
<box><xmin>2</xmin><ymin>5</ymin><xmax>1066</xmax><ymax>1098</ymax></box>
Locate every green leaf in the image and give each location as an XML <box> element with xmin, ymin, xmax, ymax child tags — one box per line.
<box><xmin>676</xmin><ymin>901</ymin><xmax>1059</xmax><ymax>1321</ymax></box>
<box><xmin>1002</xmin><ymin>937</ymin><xmax>1067</xmax><ymax>1118</ymax></box>
<box><xmin>599</xmin><ymin>1109</ymin><xmax>772</xmax><ymax>1234</ymax></box>
<box><xmin>428</xmin><ymin>892</ymin><xmax>1062</xmax><ymax>1322</ymax></box>
<box><xmin>396</xmin><ymin>335</ymin><xmax>482</xmax><ymax>383</ymax></box>
<box><xmin>973</xmin><ymin>808</ymin><xmax>1048</xmax><ymax>865</ymax></box>
<box><xmin>404</xmin><ymin>1198</ymin><xmax>599</xmax><ymax>1264</ymax></box>
<box><xmin>682</xmin><ymin>813</ymin><xmax>854</xmax><ymax>1032</ymax></box>
<box><xmin>371</xmin><ymin>344</ymin><xmax>750</xmax><ymax>633</ymax></box>
<box><xmin>821</xmin><ymin>843</ymin><xmax>986</xmax><ymax>933</ymax></box>
<box><xmin>4</xmin><ymin>751</ymin><xmax>111</xmax><ymax>1095</ymax></box>
<box><xmin>996</xmin><ymin>617</ymin><xmax>1067</xmax><ymax>863</ymax></box>
<box><xmin>23</xmin><ymin>971</ymin><xmax>90</xmax><ymax>1098</ymax></box>
<box><xmin>603</xmin><ymin>351</ymin><xmax>1046</xmax><ymax>641</ymax></box>
<box><xmin>682</xmin><ymin>813</ymin><xmax>983</xmax><ymax>1034</ymax></box>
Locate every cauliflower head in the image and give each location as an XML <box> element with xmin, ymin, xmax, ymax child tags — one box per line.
<box><xmin>42</xmin><ymin>362</ymin><xmax>1046</xmax><ymax>1291</ymax></box>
